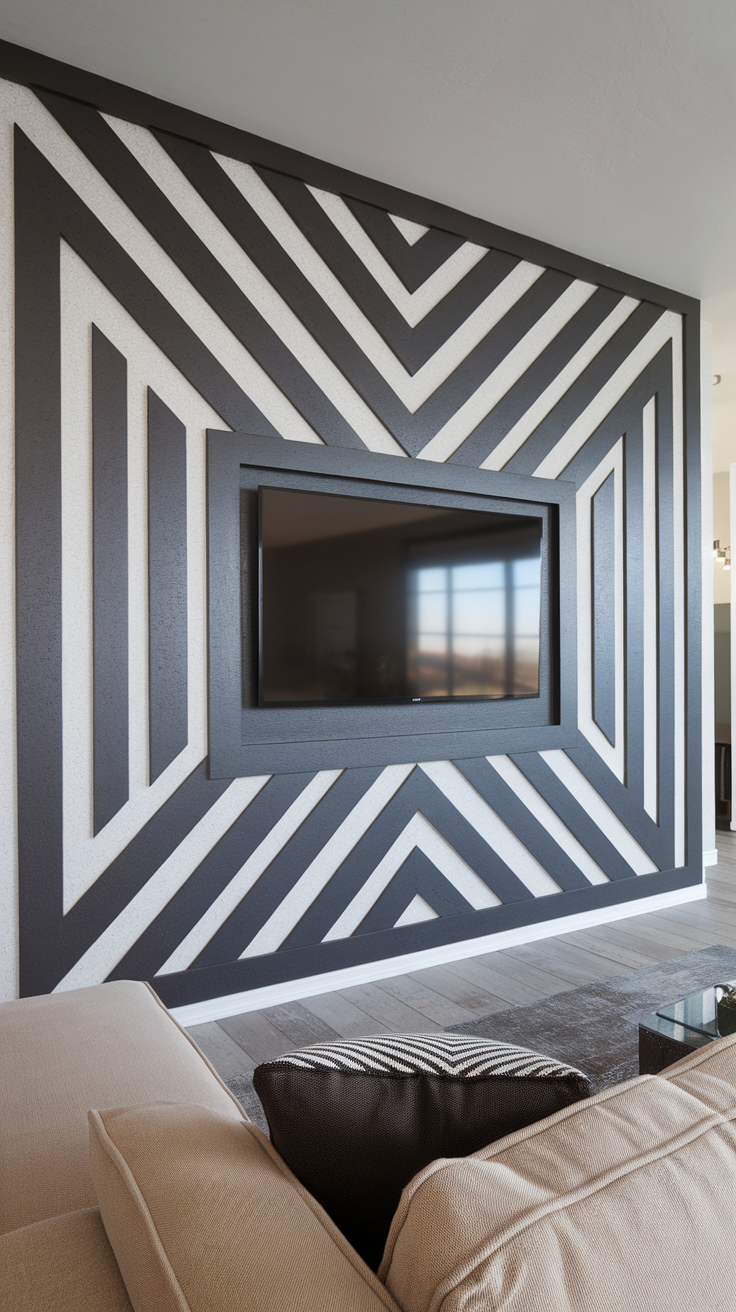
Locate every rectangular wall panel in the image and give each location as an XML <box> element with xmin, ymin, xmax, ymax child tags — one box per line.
<box><xmin>0</xmin><ymin>47</ymin><xmax>702</xmax><ymax>1006</ymax></box>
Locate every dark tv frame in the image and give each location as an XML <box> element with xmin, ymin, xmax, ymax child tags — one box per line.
<box><xmin>208</xmin><ymin>431</ymin><xmax>578</xmax><ymax>777</ymax></box>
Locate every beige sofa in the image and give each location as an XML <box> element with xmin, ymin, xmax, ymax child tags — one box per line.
<box><xmin>2</xmin><ymin>979</ymin><xmax>735</xmax><ymax>1312</ymax></box>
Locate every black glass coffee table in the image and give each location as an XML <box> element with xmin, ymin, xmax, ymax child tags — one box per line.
<box><xmin>639</xmin><ymin>978</ymin><xmax>736</xmax><ymax>1074</ymax></box>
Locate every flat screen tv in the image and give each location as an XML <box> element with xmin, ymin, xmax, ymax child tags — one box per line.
<box><xmin>258</xmin><ymin>486</ymin><xmax>544</xmax><ymax>708</ymax></box>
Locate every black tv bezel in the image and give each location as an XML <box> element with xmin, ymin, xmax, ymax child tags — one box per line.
<box><xmin>256</xmin><ymin>483</ymin><xmax>549</xmax><ymax>711</ymax></box>
<box><xmin>207</xmin><ymin>431</ymin><xmax>578</xmax><ymax>778</ymax></box>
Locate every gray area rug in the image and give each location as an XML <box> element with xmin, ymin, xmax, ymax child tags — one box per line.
<box><xmin>447</xmin><ymin>945</ymin><xmax>736</xmax><ymax>1092</ymax></box>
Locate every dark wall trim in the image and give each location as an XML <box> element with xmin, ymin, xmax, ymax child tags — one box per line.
<box><xmin>0</xmin><ymin>38</ymin><xmax>699</xmax><ymax>317</ymax></box>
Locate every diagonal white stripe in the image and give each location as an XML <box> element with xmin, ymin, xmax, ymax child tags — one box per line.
<box><xmin>538</xmin><ymin>750</ymin><xmax>658</xmax><ymax>874</ymax></box>
<box><xmin>53</xmin><ymin>774</ymin><xmax>271</xmax><ymax>992</ymax></box>
<box><xmin>533</xmin><ymin>308</ymin><xmax>675</xmax><ymax>478</ymax></box>
<box><xmin>4</xmin><ymin>86</ymin><xmax>327</xmax><ymax>450</ymax></box>
<box><xmin>322</xmin><ymin>810</ymin><xmax>501</xmax><ymax>943</ymax></box>
<box><xmin>215</xmin><ymin>155</ymin><xmax>546</xmax><ymax>414</ymax></box>
<box><xmin>389</xmin><ymin>213</ymin><xmax>429</xmax><ymax>244</ymax></box>
<box><xmin>417</xmin><ymin>279</ymin><xmax>597</xmax><ymax>462</ymax></box>
<box><xmin>156</xmin><ymin>769</ymin><xmax>344</xmax><ymax>974</ymax></box>
<box><xmin>237</xmin><ymin>763</ymin><xmax>416</xmax><ymax>960</ymax></box>
<box><xmin>419</xmin><ymin>760</ymin><xmax>562</xmax><ymax>897</ymax></box>
<box><xmin>481</xmin><ymin>295</ymin><xmax>640</xmax><ymax>470</ymax></box>
<box><xmin>104</xmin><ymin>117</ymin><xmax>405</xmax><ymax>456</ymax></box>
<box><xmin>308</xmin><ymin>185</ymin><xmax>488</xmax><ymax>326</ymax></box>
<box><xmin>485</xmin><ymin>755</ymin><xmax>610</xmax><ymax>885</ymax></box>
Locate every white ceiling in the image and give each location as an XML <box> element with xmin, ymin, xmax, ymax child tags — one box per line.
<box><xmin>2</xmin><ymin>0</ymin><xmax>735</xmax><ymax>466</ymax></box>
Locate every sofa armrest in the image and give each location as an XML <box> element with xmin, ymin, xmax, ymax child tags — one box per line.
<box><xmin>89</xmin><ymin>1101</ymin><xmax>402</xmax><ymax>1312</ymax></box>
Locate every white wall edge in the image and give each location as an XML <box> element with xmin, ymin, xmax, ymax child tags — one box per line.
<box><xmin>170</xmin><ymin>882</ymin><xmax>707</xmax><ymax>1026</ymax></box>
<box><xmin>703</xmin><ymin>848</ymin><xmax>719</xmax><ymax>867</ymax></box>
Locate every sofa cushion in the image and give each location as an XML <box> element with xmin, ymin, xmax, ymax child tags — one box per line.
<box><xmin>0</xmin><ymin>1207</ymin><xmax>133</xmax><ymax>1312</ymax></box>
<box><xmin>379</xmin><ymin>1035</ymin><xmax>736</xmax><ymax>1312</ymax></box>
<box><xmin>89</xmin><ymin>1101</ymin><xmax>401</xmax><ymax>1312</ymax></box>
<box><xmin>253</xmin><ymin>1032</ymin><xmax>591</xmax><ymax>1271</ymax></box>
<box><xmin>0</xmin><ymin>980</ymin><xmax>243</xmax><ymax>1234</ymax></box>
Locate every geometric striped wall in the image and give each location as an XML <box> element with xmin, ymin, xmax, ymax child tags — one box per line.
<box><xmin>0</xmin><ymin>47</ymin><xmax>703</xmax><ymax>1007</ymax></box>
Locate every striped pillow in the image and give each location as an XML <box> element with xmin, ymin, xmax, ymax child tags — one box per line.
<box><xmin>268</xmin><ymin>1032</ymin><xmax>583</xmax><ymax>1080</ymax></box>
<box><xmin>254</xmin><ymin>1032</ymin><xmax>591</xmax><ymax>1272</ymax></box>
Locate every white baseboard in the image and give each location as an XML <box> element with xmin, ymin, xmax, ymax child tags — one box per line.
<box><xmin>703</xmin><ymin>848</ymin><xmax>719</xmax><ymax>867</ymax></box>
<box><xmin>170</xmin><ymin>881</ymin><xmax>707</xmax><ymax>1028</ymax></box>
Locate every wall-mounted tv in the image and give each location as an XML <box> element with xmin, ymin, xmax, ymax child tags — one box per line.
<box><xmin>259</xmin><ymin>486</ymin><xmax>543</xmax><ymax>708</ymax></box>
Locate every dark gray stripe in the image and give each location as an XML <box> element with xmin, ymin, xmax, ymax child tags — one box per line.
<box><xmin>255</xmin><ymin>164</ymin><xmax>521</xmax><ymax>374</ymax></box>
<box><xmin>148</xmin><ymin>389</ymin><xmax>188</xmax><ymax>783</ymax></box>
<box><xmin>354</xmin><ymin>847</ymin><xmax>474</xmax><ymax>936</ymax></box>
<box><xmin>15</xmin><ymin>124</ymin><xmax>64</xmax><ymax>998</ymax></box>
<box><xmin>92</xmin><ymin>326</ymin><xmax>129</xmax><ymax>833</ymax></box>
<box><xmin>192</xmin><ymin>766</ymin><xmax>386</xmax><ymax>968</ymax></box>
<box><xmin>591</xmin><ymin>471</ymin><xmax>616</xmax><ymax>745</ymax></box>
<box><xmin>455</xmin><ymin>758</ymin><xmax>592</xmax><ymax>892</ymax></box>
<box><xmin>510</xmin><ymin>753</ymin><xmax>633</xmax><ymax>882</ymax></box>
<box><xmin>280</xmin><ymin>768</ymin><xmax>534</xmax><ymax>953</ymax></box>
<box><xmin>343</xmin><ymin>195</ymin><xmax>465</xmax><ymax>292</ymax></box>
<box><xmin>502</xmin><ymin>302</ymin><xmax>666</xmax><ymax>475</ymax></box>
<box><xmin>108</xmin><ymin>771</ymin><xmax>317</xmax><ymax>979</ymax></box>
<box><xmin>565</xmin><ymin>734</ymin><xmax>665</xmax><ymax>867</ymax></box>
<box><xmin>449</xmin><ymin>288</ymin><xmax>623</xmax><ymax>468</ymax></box>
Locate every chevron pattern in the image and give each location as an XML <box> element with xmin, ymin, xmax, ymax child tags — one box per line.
<box><xmin>261</xmin><ymin>1033</ymin><xmax>586</xmax><ymax>1079</ymax></box>
<box><xmin>0</xmin><ymin>72</ymin><xmax>701</xmax><ymax>1008</ymax></box>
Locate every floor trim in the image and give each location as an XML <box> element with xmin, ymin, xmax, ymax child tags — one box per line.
<box><xmin>170</xmin><ymin>881</ymin><xmax>707</xmax><ymax>1026</ymax></box>
<box><xmin>703</xmin><ymin>848</ymin><xmax>719</xmax><ymax>866</ymax></box>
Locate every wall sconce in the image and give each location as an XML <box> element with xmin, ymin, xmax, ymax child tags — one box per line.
<box><xmin>714</xmin><ymin>540</ymin><xmax>731</xmax><ymax>568</ymax></box>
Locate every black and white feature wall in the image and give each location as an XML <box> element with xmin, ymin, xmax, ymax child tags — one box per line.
<box><xmin>0</xmin><ymin>52</ymin><xmax>706</xmax><ymax>1012</ymax></box>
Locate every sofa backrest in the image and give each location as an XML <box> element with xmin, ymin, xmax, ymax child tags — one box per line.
<box><xmin>379</xmin><ymin>1033</ymin><xmax>736</xmax><ymax>1312</ymax></box>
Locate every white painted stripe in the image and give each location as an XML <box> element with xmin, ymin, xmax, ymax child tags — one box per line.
<box><xmin>533</xmin><ymin>309</ymin><xmax>677</xmax><ymax>479</ymax></box>
<box><xmin>670</xmin><ymin>318</ymin><xmax>686</xmax><ymax>868</ymax></box>
<box><xmin>575</xmin><ymin>439</ymin><xmax>625</xmax><ymax>781</ymax></box>
<box><xmin>0</xmin><ymin>80</ymin><xmax>18</xmax><ymax>1002</ymax></box>
<box><xmin>157</xmin><ymin>769</ymin><xmax>344</xmax><ymax>974</ymax></box>
<box><xmin>59</xmin><ymin>248</ymin><xmax>228</xmax><ymax>909</ymax></box>
<box><xmin>394</xmin><ymin>894</ymin><xmax>439</xmax><ymax>926</ymax></box>
<box><xmin>322</xmin><ymin>810</ymin><xmax>501</xmax><ymax>942</ymax></box>
<box><xmin>237</xmin><ymin>763</ymin><xmax>415</xmax><ymax>958</ymax></box>
<box><xmin>389</xmin><ymin>214</ymin><xmax>429</xmax><ymax>245</ymax></box>
<box><xmin>485</xmin><ymin>755</ymin><xmax>610</xmax><ymax>884</ymax></box>
<box><xmin>538</xmin><ymin>750</ymin><xmax>658</xmax><ymax>873</ymax></box>
<box><xmin>52</xmin><ymin>775</ymin><xmax>271</xmax><ymax>992</ymax></box>
<box><xmin>417</xmin><ymin>279</ymin><xmax>597</xmax><ymax>463</ymax></box>
<box><xmin>4</xmin><ymin>86</ymin><xmax>325</xmax><ymax>450</ymax></box>
<box><xmin>308</xmin><ymin>185</ymin><xmax>488</xmax><ymax>327</ymax></box>
<box><xmin>172</xmin><ymin>882</ymin><xmax>706</xmax><ymax>1025</ymax></box>
<box><xmin>216</xmin><ymin>154</ymin><xmax>546</xmax><ymax>415</ymax></box>
<box><xmin>642</xmin><ymin>397</ymin><xmax>659</xmax><ymax>822</ymax></box>
<box><xmin>482</xmin><ymin>296</ymin><xmax>640</xmax><ymax>470</ymax></box>
<box><xmin>103</xmin><ymin>117</ymin><xmax>404</xmax><ymax>457</ymax></box>
<box><xmin>418</xmin><ymin>760</ymin><xmax>563</xmax><ymax>896</ymax></box>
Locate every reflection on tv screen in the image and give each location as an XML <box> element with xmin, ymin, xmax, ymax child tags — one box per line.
<box><xmin>258</xmin><ymin>487</ymin><xmax>542</xmax><ymax>707</ymax></box>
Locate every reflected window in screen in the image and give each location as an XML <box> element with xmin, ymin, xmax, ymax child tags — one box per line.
<box><xmin>407</xmin><ymin>555</ymin><xmax>541</xmax><ymax>699</ymax></box>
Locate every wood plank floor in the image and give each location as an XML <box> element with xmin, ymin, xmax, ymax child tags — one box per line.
<box><xmin>188</xmin><ymin>832</ymin><xmax>736</xmax><ymax>1128</ymax></box>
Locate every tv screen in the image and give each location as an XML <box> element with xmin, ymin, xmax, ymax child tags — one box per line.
<box><xmin>258</xmin><ymin>486</ymin><xmax>543</xmax><ymax>707</ymax></box>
